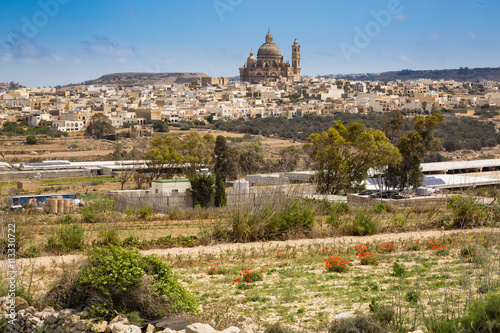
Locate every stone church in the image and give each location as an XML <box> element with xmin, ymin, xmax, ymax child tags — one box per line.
<box><xmin>239</xmin><ymin>30</ymin><xmax>301</xmax><ymax>83</ymax></box>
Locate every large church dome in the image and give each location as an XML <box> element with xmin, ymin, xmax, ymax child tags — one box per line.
<box><xmin>257</xmin><ymin>30</ymin><xmax>281</xmax><ymax>60</ymax></box>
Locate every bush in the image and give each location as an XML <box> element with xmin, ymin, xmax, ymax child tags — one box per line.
<box><xmin>136</xmin><ymin>205</ymin><xmax>154</xmax><ymax>219</ymax></box>
<box><xmin>228</xmin><ymin>199</ymin><xmax>316</xmax><ymax>242</ymax></box>
<box><xmin>26</xmin><ymin>134</ymin><xmax>38</xmax><ymax>145</ymax></box>
<box><xmin>46</xmin><ymin>223</ymin><xmax>85</xmax><ymax>253</ymax></box>
<box><xmin>43</xmin><ymin>245</ymin><xmax>198</xmax><ymax>320</ymax></box>
<box><xmin>329</xmin><ymin>313</ymin><xmax>385</xmax><ymax>333</ymax></box>
<box><xmin>349</xmin><ymin>211</ymin><xmax>378</xmax><ymax>236</ymax></box>
<box><xmin>99</xmin><ymin>228</ymin><xmax>120</xmax><ymax>246</ymax></box>
<box><xmin>374</xmin><ymin>203</ymin><xmax>388</xmax><ymax>213</ymax></box>
<box><xmin>325</xmin><ymin>201</ymin><xmax>349</xmax><ymax>227</ymax></box>
<box><xmin>459</xmin><ymin>293</ymin><xmax>500</xmax><ymax>332</ymax></box>
<box><xmin>369</xmin><ymin>300</ymin><xmax>395</xmax><ymax>324</ymax></box>
<box><xmin>190</xmin><ymin>173</ymin><xmax>214</xmax><ymax>208</ymax></box>
<box><xmin>390</xmin><ymin>262</ymin><xmax>407</xmax><ymax>278</ymax></box>
<box><xmin>446</xmin><ymin>196</ymin><xmax>499</xmax><ymax>228</ymax></box>
<box><xmin>81</xmin><ymin>198</ymin><xmax>115</xmax><ymax>223</ymax></box>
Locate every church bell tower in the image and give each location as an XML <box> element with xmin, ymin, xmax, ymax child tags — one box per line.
<box><xmin>291</xmin><ymin>39</ymin><xmax>301</xmax><ymax>81</ymax></box>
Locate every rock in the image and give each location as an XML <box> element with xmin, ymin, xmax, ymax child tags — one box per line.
<box><xmin>76</xmin><ymin>319</ymin><xmax>87</xmax><ymax>331</ymax></box>
<box><xmin>110</xmin><ymin>323</ymin><xmax>141</xmax><ymax>333</ymax></box>
<box><xmin>90</xmin><ymin>320</ymin><xmax>108</xmax><ymax>333</ymax></box>
<box><xmin>185</xmin><ymin>323</ymin><xmax>217</xmax><ymax>333</ymax></box>
<box><xmin>57</xmin><ymin>309</ymin><xmax>75</xmax><ymax>320</ymax></box>
<box><xmin>221</xmin><ymin>327</ymin><xmax>240</xmax><ymax>333</ymax></box>
<box><xmin>156</xmin><ymin>317</ymin><xmax>191</xmax><ymax>331</ymax></box>
<box><xmin>240</xmin><ymin>318</ymin><xmax>258</xmax><ymax>333</ymax></box>
<box><xmin>14</xmin><ymin>297</ymin><xmax>29</xmax><ymax>312</ymax></box>
<box><xmin>110</xmin><ymin>323</ymin><xmax>129</xmax><ymax>333</ymax></box>
<box><xmin>110</xmin><ymin>315</ymin><xmax>129</xmax><ymax>325</ymax></box>
<box><xmin>128</xmin><ymin>325</ymin><xmax>142</xmax><ymax>333</ymax></box>
<box><xmin>334</xmin><ymin>313</ymin><xmax>353</xmax><ymax>320</ymax></box>
<box><xmin>46</xmin><ymin>313</ymin><xmax>59</xmax><ymax>324</ymax></box>
<box><xmin>146</xmin><ymin>324</ymin><xmax>156</xmax><ymax>333</ymax></box>
<box><xmin>162</xmin><ymin>329</ymin><xmax>177</xmax><ymax>333</ymax></box>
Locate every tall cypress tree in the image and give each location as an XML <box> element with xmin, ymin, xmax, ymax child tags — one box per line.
<box><xmin>214</xmin><ymin>169</ymin><xmax>227</xmax><ymax>207</ymax></box>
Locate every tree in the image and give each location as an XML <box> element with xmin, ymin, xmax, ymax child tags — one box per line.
<box><xmin>190</xmin><ymin>172</ymin><xmax>214</xmax><ymax>208</ymax></box>
<box><xmin>214</xmin><ymin>169</ymin><xmax>227</xmax><ymax>207</ymax></box>
<box><xmin>181</xmin><ymin>132</ymin><xmax>215</xmax><ymax>177</ymax></box>
<box><xmin>206</xmin><ymin>115</ymin><xmax>214</xmax><ymax>124</ymax></box>
<box><xmin>235</xmin><ymin>142</ymin><xmax>266</xmax><ymax>175</ymax></box>
<box><xmin>305</xmin><ymin>121</ymin><xmax>400</xmax><ymax>195</ymax></box>
<box><xmin>26</xmin><ymin>134</ymin><xmax>37</xmax><ymax>145</ymax></box>
<box><xmin>142</xmin><ymin>135</ymin><xmax>183</xmax><ymax>180</ymax></box>
<box><xmin>214</xmin><ymin>135</ymin><xmax>239</xmax><ymax>181</ymax></box>
<box><xmin>382</xmin><ymin>110</ymin><xmax>404</xmax><ymax>145</ymax></box>
<box><xmin>277</xmin><ymin>146</ymin><xmax>302</xmax><ymax>172</ymax></box>
<box><xmin>143</xmin><ymin>132</ymin><xmax>215</xmax><ymax>180</ymax></box>
<box><xmin>421</xmin><ymin>101</ymin><xmax>428</xmax><ymax>113</ymax></box>
<box><xmin>86</xmin><ymin>114</ymin><xmax>115</xmax><ymax>139</ymax></box>
<box><xmin>385</xmin><ymin>113</ymin><xmax>444</xmax><ymax>189</ymax></box>
<box><xmin>152</xmin><ymin>120</ymin><xmax>169</xmax><ymax>132</ymax></box>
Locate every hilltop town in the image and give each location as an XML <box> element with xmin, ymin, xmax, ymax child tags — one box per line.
<box><xmin>1</xmin><ymin>73</ymin><xmax>499</xmax><ymax>134</ymax></box>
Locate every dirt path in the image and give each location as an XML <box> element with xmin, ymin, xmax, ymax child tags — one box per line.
<box><xmin>6</xmin><ymin>227</ymin><xmax>499</xmax><ymax>270</ymax></box>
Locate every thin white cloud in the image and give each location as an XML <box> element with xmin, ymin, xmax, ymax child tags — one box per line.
<box><xmin>393</xmin><ymin>14</ymin><xmax>408</xmax><ymax>21</ymax></box>
<box><xmin>399</xmin><ymin>55</ymin><xmax>413</xmax><ymax>63</ymax></box>
<box><xmin>1</xmin><ymin>33</ymin><xmax>54</xmax><ymax>61</ymax></box>
<box><xmin>468</xmin><ymin>32</ymin><xmax>477</xmax><ymax>39</ymax></box>
<box><xmin>81</xmin><ymin>36</ymin><xmax>136</xmax><ymax>58</ymax></box>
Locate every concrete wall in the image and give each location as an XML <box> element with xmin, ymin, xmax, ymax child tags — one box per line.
<box><xmin>347</xmin><ymin>194</ymin><xmax>448</xmax><ymax>212</ymax></box>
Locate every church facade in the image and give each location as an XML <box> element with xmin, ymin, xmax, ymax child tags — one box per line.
<box><xmin>239</xmin><ymin>30</ymin><xmax>301</xmax><ymax>83</ymax></box>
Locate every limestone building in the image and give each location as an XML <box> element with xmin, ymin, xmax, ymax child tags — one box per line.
<box><xmin>239</xmin><ymin>30</ymin><xmax>300</xmax><ymax>83</ymax></box>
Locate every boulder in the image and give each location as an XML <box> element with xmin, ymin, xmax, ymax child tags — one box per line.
<box><xmin>221</xmin><ymin>327</ymin><xmax>240</xmax><ymax>333</ymax></box>
<box><xmin>90</xmin><ymin>320</ymin><xmax>108</xmax><ymax>333</ymax></box>
<box><xmin>334</xmin><ymin>313</ymin><xmax>353</xmax><ymax>320</ymax></box>
<box><xmin>14</xmin><ymin>297</ymin><xmax>29</xmax><ymax>312</ymax></box>
<box><xmin>185</xmin><ymin>323</ymin><xmax>217</xmax><ymax>333</ymax></box>
<box><xmin>145</xmin><ymin>324</ymin><xmax>156</xmax><ymax>333</ymax></box>
<box><xmin>156</xmin><ymin>317</ymin><xmax>191</xmax><ymax>330</ymax></box>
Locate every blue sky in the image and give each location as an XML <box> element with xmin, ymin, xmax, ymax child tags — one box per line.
<box><xmin>0</xmin><ymin>0</ymin><xmax>499</xmax><ymax>87</ymax></box>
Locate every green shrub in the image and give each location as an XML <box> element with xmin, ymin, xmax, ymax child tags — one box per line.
<box><xmin>190</xmin><ymin>173</ymin><xmax>214</xmax><ymax>208</ymax></box>
<box><xmin>228</xmin><ymin>199</ymin><xmax>316</xmax><ymax>242</ymax></box>
<box><xmin>447</xmin><ymin>196</ymin><xmax>495</xmax><ymax>228</ymax></box>
<box><xmin>43</xmin><ymin>245</ymin><xmax>198</xmax><ymax>320</ymax></box>
<box><xmin>268</xmin><ymin>201</ymin><xmax>315</xmax><ymax>235</ymax></box>
<box><xmin>326</xmin><ymin>201</ymin><xmax>349</xmax><ymax>227</ymax></box>
<box><xmin>459</xmin><ymin>293</ymin><xmax>500</xmax><ymax>332</ymax></box>
<box><xmin>136</xmin><ymin>205</ymin><xmax>154</xmax><ymax>219</ymax></box>
<box><xmin>124</xmin><ymin>208</ymin><xmax>135</xmax><ymax>215</ymax></box>
<box><xmin>374</xmin><ymin>203</ymin><xmax>388</xmax><ymax>213</ymax></box>
<box><xmin>81</xmin><ymin>198</ymin><xmax>115</xmax><ymax>223</ymax></box>
<box><xmin>329</xmin><ymin>313</ymin><xmax>385</xmax><ymax>333</ymax></box>
<box><xmin>405</xmin><ymin>291</ymin><xmax>420</xmax><ymax>304</ymax></box>
<box><xmin>99</xmin><ymin>228</ymin><xmax>120</xmax><ymax>246</ymax></box>
<box><xmin>26</xmin><ymin>134</ymin><xmax>38</xmax><ymax>145</ymax></box>
<box><xmin>369</xmin><ymin>300</ymin><xmax>395</xmax><ymax>325</ymax></box>
<box><xmin>350</xmin><ymin>211</ymin><xmax>378</xmax><ymax>236</ymax></box>
<box><xmin>390</xmin><ymin>262</ymin><xmax>407</xmax><ymax>278</ymax></box>
<box><xmin>46</xmin><ymin>223</ymin><xmax>85</xmax><ymax>252</ymax></box>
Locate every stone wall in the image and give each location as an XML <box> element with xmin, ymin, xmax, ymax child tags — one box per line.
<box><xmin>0</xmin><ymin>297</ymin><xmax>260</xmax><ymax>333</ymax></box>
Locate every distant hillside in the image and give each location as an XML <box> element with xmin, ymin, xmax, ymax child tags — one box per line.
<box><xmin>69</xmin><ymin>72</ymin><xmax>209</xmax><ymax>87</ymax></box>
<box><xmin>0</xmin><ymin>82</ymin><xmax>25</xmax><ymax>91</ymax></box>
<box><xmin>323</xmin><ymin>66</ymin><xmax>500</xmax><ymax>82</ymax></box>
